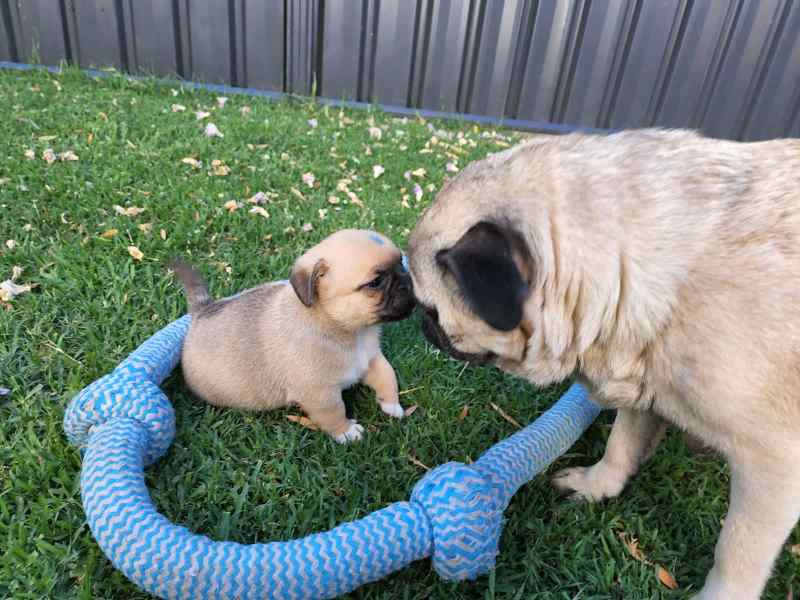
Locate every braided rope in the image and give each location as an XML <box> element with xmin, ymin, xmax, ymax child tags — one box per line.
<box><xmin>64</xmin><ymin>316</ymin><xmax>600</xmax><ymax>599</ymax></box>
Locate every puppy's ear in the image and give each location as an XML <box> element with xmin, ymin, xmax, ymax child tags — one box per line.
<box><xmin>289</xmin><ymin>258</ymin><xmax>328</xmax><ymax>307</ymax></box>
<box><xmin>437</xmin><ymin>221</ymin><xmax>530</xmax><ymax>331</ymax></box>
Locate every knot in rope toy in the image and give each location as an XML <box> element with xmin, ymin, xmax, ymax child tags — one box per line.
<box><xmin>64</xmin><ymin>314</ymin><xmax>600</xmax><ymax>599</ymax></box>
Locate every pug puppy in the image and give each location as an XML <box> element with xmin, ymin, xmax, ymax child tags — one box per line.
<box><xmin>407</xmin><ymin>129</ymin><xmax>800</xmax><ymax>599</ymax></box>
<box><xmin>172</xmin><ymin>229</ymin><xmax>414</xmax><ymax>443</ymax></box>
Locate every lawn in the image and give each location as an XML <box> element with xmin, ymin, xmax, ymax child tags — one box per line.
<box><xmin>0</xmin><ymin>67</ymin><xmax>797</xmax><ymax>600</ymax></box>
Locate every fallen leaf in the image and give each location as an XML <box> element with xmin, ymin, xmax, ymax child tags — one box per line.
<box><xmin>0</xmin><ymin>280</ymin><xmax>33</xmax><ymax>301</ymax></box>
<box><xmin>286</xmin><ymin>414</ymin><xmax>319</xmax><ymax>430</ymax></box>
<box><xmin>181</xmin><ymin>157</ymin><xmax>201</xmax><ymax>168</ymax></box>
<box><xmin>5</xmin><ymin>240</ymin><xmax>16</xmax><ymax>250</ymax></box>
<box><xmin>409</xmin><ymin>454</ymin><xmax>430</xmax><ymax>471</ymax></box>
<box><xmin>113</xmin><ymin>205</ymin><xmax>146</xmax><ymax>217</ymax></box>
<box><xmin>490</xmin><ymin>402</ymin><xmax>522</xmax><ymax>429</ymax></box>
<box><xmin>302</xmin><ymin>172</ymin><xmax>316</xmax><ymax>188</ymax></box>
<box><xmin>171</xmin><ymin>103</ymin><xmax>186</xmax><ymax>112</ymax></box>
<box><xmin>619</xmin><ymin>533</ymin><xmax>647</xmax><ymax>563</ymax></box>
<box><xmin>446</xmin><ymin>161</ymin><xmax>459</xmax><ymax>172</ymax></box>
<box><xmin>403</xmin><ymin>404</ymin><xmax>418</xmax><ymax>417</ymax></box>
<box><xmin>138</xmin><ymin>223</ymin><xmax>153</xmax><ymax>234</ymax></box>
<box><xmin>655</xmin><ymin>565</ymin><xmax>678</xmax><ymax>590</ymax></box>
<box><xmin>240</xmin><ymin>106</ymin><xmax>251</xmax><ymax>115</ymax></box>
<box><xmin>42</xmin><ymin>148</ymin><xmax>57</xmax><ymax>164</ymax></box>
<box><xmin>302</xmin><ymin>223</ymin><xmax>314</xmax><ymax>233</ymax></box>
<box><xmin>216</xmin><ymin>96</ymin><xmax>228</xmax><ymax>108</ymax></box>
<box><xmin>413</xmin><ymin>183</ymin><xmax>423</xmax><ymax>202</ymax></box>
<box><xmin>204</xmin><ymin>123</ymin><xmax>223</xmax><ymax>138</ymax></box>
<box><xmin>791</xmin><ymin>544</ymin><xmax>800</xmax><ymax>557</ymax></box>
<box><xmin>411</xmin><ymin>168</ymin><xmax>426</xmax><ymax>178</ymax></box>
<box><xmin>281</xmin><ymin>152</ymin><xmax>290</xmax><ymax>161</ymax></box>
<box><xmin>223</xmin><ymin>200</ymin><xmax>241</xmax><ymax>212</ymax></box>
<box><xmin>195</xmin><ymin>110</ymin><xmax>211</xmax><ymax>121</ymax></box>
<box><xmin>160</xmin><ymin>229</ymin><xmax>167</xmax><ymax>240</ymax></box>
<box><xmin>249</xmin><ymin>206</ymin><xmax>269</xmax><ymax>218</ymax></box>
<box><xmin>458</xmin><ymin>405</ymin><xmax>469</xmax><ymax>421</ymax></box>
<box><xmin>368</xmin><ymin>126</ymin><xmax>382</xmax><ymax>140</ymax></box>
<box><xmin>23</xmin><ymin>224</ymin><xmax>33</xmax><ymax>232</ymax></box>
<box><xmin>24</xmin><ymin>149</ymin><xmax>35</xmax><ymax>160</ymax></box>
<box><xmin>327</xmin><ymin>195</ymin><xmax>340</xmax><ymax>205</ymax></box>
<box><xmin>38</xmin><ymin>135</ymin><xmax>57</xmax><ymax>142</ymax></box>
<box><xmin>11</xmin><ymin>266</ymin><xmax>22</xmax><ymax>281</ymax></box>
<box><xmin>307</xmin><ymin>118</ymin><xmax>318</xmax><ymax>128</ymax></box>
<box><xmin>211</xmin><ymin>160</ymin><xmax>230</xmax><ymax>176</ymax></box>
<box><xmin>100</xmin><ymin>228</ymin><xmax>119</xmax><ymax>239</ymax></box>
<box><xmin>127</xmin><ymin>246</ymin><xmax>144</xmax><ymax>261</ymax></box>
<box><xmin>318</xmin><ymin>208</ymin><xmax>328</xmax><ymax>220</ymax></box>
<box><xmin>247</xmin><ymin>191</ymin><xmax>268</xmax><ymax>204</ymax></box>
<box><xmin>372</xmin><ymin>165</ymin><xmax>385</xmax><ymax>178</ymax></box>
<box><xmin>290</xmin><ymin>187</ymin><xmax>306</xmax><ymax>202</ymax></box>
<box><xmin>346</xmin><ymin>191</ymin><xmax>363</xmax><ymax>207</ymax></box>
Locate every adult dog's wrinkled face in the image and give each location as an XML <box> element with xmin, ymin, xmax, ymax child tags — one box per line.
<box><xmin>290</xmin><ymin>229</ymin><xmax>415</xmax><ymax>330</ymax></box>
<box><xmin>408</xmin><ymin>218</ymin><xmax>534</xmax><ymax>366</ymax></box>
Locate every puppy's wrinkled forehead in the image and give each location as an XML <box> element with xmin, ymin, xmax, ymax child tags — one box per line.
<box><xmin>312</xmin><ymin>229</ymin><xmax>401</xmax><ymax>285</ymax></box>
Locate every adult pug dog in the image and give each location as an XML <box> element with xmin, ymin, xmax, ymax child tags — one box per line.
<box><xmin>407</xmin><ymin>129</ymin><xmax>799</xmax><ymax>599</ymax></box>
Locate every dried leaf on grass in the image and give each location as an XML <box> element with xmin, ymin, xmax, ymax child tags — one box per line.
<box><xmin>617</xmin><ymin>532</ymin><xmax>679</xmax><ymax>590</ymax></box>
<box><xmin>408</xmin><ymin>454</ymin><xmax>430</xmax><ymax>471</ymax></box>
<box><xmin>0</xmin><ymin>280</ymin><xmax>34</xmax><ymax>302</ymax></box>
<box><xmin>171</xmin><ymin>104</ymin><xmax>186</xmax><ymax>112</ymax></box>
<box><xmin>204</xmin><ymin>123</ymin><xmax>223</xmax><ymax>138</ymax></box>
<box><xmin>127</xmin><ymin>246</ymin><xmax>144</xmax><ymax>261</ymax></box>
<box><xmin>403</xmin><ymin>404</ymin><xmax>418</xmax><ymax>417</ymax></box>
<box><xmin>372</xmin><ymin>165</ymin><xmax>385</xmax><ymax>178</ymax></box>
<box><xmin>655</xmin><ymin>565</ymin><xmax>678</xmax><ymax>590</ymax></box>
<box><xmin>195</xmin><ymin>111</ymin><xmax>211</xmax><ymax>121</ymax></box>
<box><xmin>458</xmin><ymin>405</ymin><xmax>469</xmax><ymax>421</ymax></box>
<box><xmin>490</xmin><ymin>402</ymin><xmax>522</xmax><ymax>429</ymax></box>
<box><xmin>181</xmin><ymin>157</ymin><xmax>202</xmax><ymax>168</ymax></box>
<box><xmin>249</xmin><ymin>206</ymin><xmax>269</xmax><ymax>219</ymax></box>
<box><xmin>223</xmin><ymin>200</ymin><xmax>241</xmax><ymax>212</ymax></box>
<box><xmin>302</xmin><ymin>172</ymin><xmax>316</xmax><ymax>188</ymax></box>
<box><xmin>24</xmin><ymin>149</ymin><xmax>35</xmax><ymax>160</ymax></box>
<box><xmin>211</xmin><ymin>160</ymin><xmax>230</xmax><ymax>176</ymax></box>
<box><xmin>113</xmin><ymin>205</ymin><xmax>146</xmax><ymax>217</ymax></box>
<box><xmin>619</xmin><ymin>533</ymin><xmax>647</xmax><ymax>562</ymax></box>
<box><xmin>247</xmin><ymin>191</ymin><xmax>268</xmax><ymax>205</ymax></box>
<box><xmin>42</xmin><ymin>148</ymin><xmax>57</xmax><ymax>164</ymax></box>
<box><xmin>286</xmin><ymin>415</ymin><xmax>319</xmax><ymax>431</ymax></box>
<box><xmin>100</xmin><ymin>229</ymin><xmax>119</xmax><ymax>239</ymax></box>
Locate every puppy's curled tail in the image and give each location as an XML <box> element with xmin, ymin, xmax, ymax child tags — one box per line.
<box><xmin>170</xmin><ymin>259</ymin><xmax>211</xmax><ymax>312</ymax></box>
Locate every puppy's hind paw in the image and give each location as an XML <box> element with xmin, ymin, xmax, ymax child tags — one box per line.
<box><xmin>380</xmin><ymin>402</ymin><xmax>404</xmax><ymax>418</ymax></box>
<box><xmin>332</xmin><ymin>420</ymin><xmax>365</xmax><ymax>444</ymax></box>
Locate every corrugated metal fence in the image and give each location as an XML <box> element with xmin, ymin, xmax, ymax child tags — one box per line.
<box><xmin>2</xmin><ymin>1</ymin><xmax>799</xmax><ymax>140</ymax></box>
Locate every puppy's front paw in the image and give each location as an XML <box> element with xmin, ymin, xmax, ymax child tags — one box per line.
<box><xmin>380</xmin><ymin>402</ymin><xmax>404</xmax><ymax>418</ymax></box>
<box><xmin>332</xmin><ymin>420</ymin><xmax>364</xmax><ymax>444</ymax></box>
<box><xmin>551</xmin><ymin>464</ymin><xmax>627</xmax><ymax>502</ymax></box>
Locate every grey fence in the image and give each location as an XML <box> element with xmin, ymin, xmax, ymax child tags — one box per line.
<box><xmin>2</xmin><ymin>1</ymin><xmax>799</xmax><ymax>140</ymax></box>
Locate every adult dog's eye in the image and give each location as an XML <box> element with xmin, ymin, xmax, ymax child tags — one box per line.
<box><xmin>366</xmin><ymin>273</ymin><xmax>385</xmax><ymax>289</ymax></box>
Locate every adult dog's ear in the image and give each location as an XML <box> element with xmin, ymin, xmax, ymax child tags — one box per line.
<box><xmin>290</xmin><ymin>258</ymin><xmax>328</xmax><ymax>307</ymax></box>
<box><xmin>436</xmin><ymin>221</ymin><xmax>530</xmax><ymax>331</ymax></box>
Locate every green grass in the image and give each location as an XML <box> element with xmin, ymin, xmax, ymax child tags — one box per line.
<box><xmin>0</xmin><ymin>67</ymin><xmax>796</xmax><ymax>600</ymax></box>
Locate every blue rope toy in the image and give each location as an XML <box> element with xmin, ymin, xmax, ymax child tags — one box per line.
<box><xmin>64</xmin><ymin>315</ymin><xmax>600</xmax><ymax>599</ymax></box>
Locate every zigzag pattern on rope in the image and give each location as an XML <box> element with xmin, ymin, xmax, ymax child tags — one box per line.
<box><xmin>64</xmin><ymin>315</ymin><xmax>600</xmax><ymax>599</ymax></box>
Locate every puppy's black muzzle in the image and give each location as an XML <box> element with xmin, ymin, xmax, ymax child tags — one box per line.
<box><xmin>420</xmin><ymin>306</ymin><xmax>495</xmax><ymax>365</ymax></box>
<box><xmin>379</xmin><ymin>265</ymin><xmax>415</xmax><ymax>322</ymax></box>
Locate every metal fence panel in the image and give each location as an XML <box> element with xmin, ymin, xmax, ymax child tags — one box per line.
<box><xmin>1</xmin><ymin>0</ymin><xmax>799</xmax><ymax>140</ymax></box>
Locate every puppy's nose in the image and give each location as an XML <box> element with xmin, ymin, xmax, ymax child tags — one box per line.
<box><xmin>395</xmin><ymin>269</ymin><xmax>412</xmax><ymax>292</ymax></box>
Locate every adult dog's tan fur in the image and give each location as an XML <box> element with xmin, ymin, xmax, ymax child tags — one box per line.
<box><xmin>407</xmin><ymin>129</ymin><xmax>800</xmax><ymax>599</ymax></box>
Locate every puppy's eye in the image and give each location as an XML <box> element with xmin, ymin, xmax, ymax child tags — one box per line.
<box><xmin>366</xmin><ymin>273</ymin><xmax>385</xmax><ymax>289</ymax></box>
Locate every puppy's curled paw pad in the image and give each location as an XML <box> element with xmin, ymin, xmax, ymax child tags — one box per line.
<box><xmin>551</xmin><ymin>465</ymin><xmax>626</xmax><ymax>502</ymax></box>
<box><xmin>332</xmin><ymin>421</ymin><xmax>364</xmax><ymax>444</ymax></box>
<box><xmin>380</xmin><ymin>402</ymin><xmax>404</xmax><ymax>418</ymax></box>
